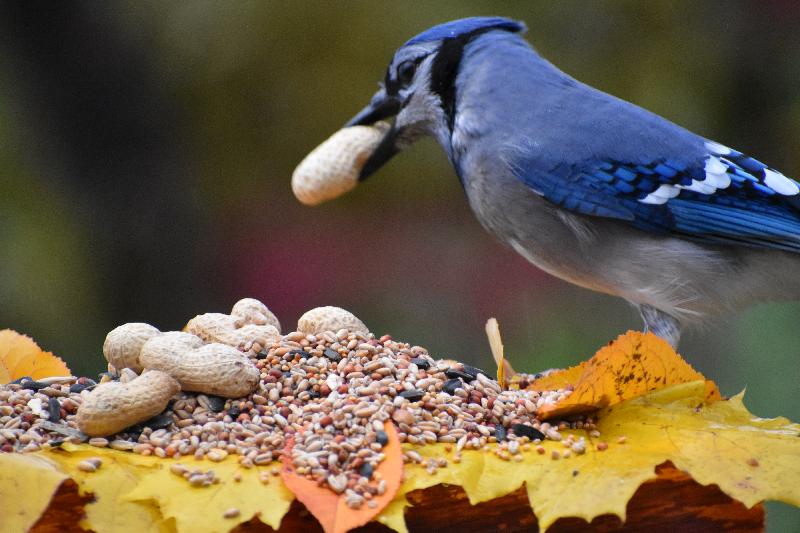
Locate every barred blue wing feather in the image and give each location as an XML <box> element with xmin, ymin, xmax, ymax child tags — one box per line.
<box><xmin>511</xmin><ymin>142</ymin><xmax>800</xmax><ymax>252</ymax></box>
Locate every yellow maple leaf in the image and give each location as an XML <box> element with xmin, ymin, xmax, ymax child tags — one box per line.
<box><xmin>4</xmin><ymin>380</ymin><xmax>793</xmax><ymax>533</ymax></box>
<box><xmin>1</xmin><ymin>335</ymin><xmax>797</xmax><ymax>532</ymax></box>
<box><xmin>378</xmin><ymin>381</ymin><xmax>799</xmax><ymax>532</ymax></box>
<box><xmin>0</xmin><ymin>329</ymin><xmax>71</xmax><ymax>383</ymax></box>
<box><xmin>0</xmin><ymin>452</ymin><xmax>68</xmax><ymax>533</ymax></box>
<box><xmin>533</xmin><ymin>331</ymin><xmax>720</xmax><ymax>419</ymax></box>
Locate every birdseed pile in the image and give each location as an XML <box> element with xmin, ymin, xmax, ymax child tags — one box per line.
<box><xmin>0</xmin><ymin>307</ymin><xmax>600</xmax><ymax>510</ymax></box>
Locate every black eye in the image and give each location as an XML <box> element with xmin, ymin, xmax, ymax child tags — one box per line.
<box><xmin>397</xmin><ymin>60</ymin><xmax>416</xmax><ymax>88</ymax></box>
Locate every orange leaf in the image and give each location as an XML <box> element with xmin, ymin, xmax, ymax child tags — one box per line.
<box><xmin>524</xmin><ymin>361</ymin><xmax>586</xmax><ymax>392</ymax></box>
<box><xmin>536</xmin><ymin>331</ymin><xmax>719</xmax><ymax>420</ymax></box>
<box><xmin>0</xmin><ymin>330</ymin><xmax>71</xmax><ymax>383</ymax></box>
<box><xmin>281</xmin><ymin>420</ymin><xmax>403</xmax><ymax>533</ymax></box>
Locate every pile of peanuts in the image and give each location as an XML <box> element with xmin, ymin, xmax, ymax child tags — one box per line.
<box><xmin>78</xmin><ymin>300</ymin><xmax>364</xmax><ymax>437</ymax></box>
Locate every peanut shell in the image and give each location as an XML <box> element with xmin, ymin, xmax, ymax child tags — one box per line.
<box><xmin>76</xmin><ymin>370</ymin><xmax>180</xmax><ymax>437</ymax></box>
<box><xmin>102</xmin><ymin>322</ymin><xmax>161</xmax><ymax>373</ymax></box>
<box><xmin>186</xmin><ymin>312</ymin><xmax>279</xmax><ymax>348</ymax></box>
<box><xmin>142</xmin><ymin>342</ymin><xmax>260</xmax><ymax>398</ymax></box>
<box><xmin>291</xmin><ymin>122</ymin><xmax>390</xmax><ymax>206</ymax></box>
<box><xmin>297</xmin><ymin>306</ymin><xmax>369</xmax><ymax>335</ymax></box>
<box><xmin>231</xmin><ymin>298</ymin><xmax>281</xmax><ymax>332</ymax></box>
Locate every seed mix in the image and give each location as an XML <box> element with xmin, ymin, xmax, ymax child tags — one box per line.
<box><xmin>0</xmin><ymin>329</ymin><xmax>599</xmax><ymax>508</ymax></box>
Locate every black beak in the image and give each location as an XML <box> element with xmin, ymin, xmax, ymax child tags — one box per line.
<box><xmin>344</xmin><ymin>89</ymin><xmax>400</xmax><ymax>127</ymax></box>
<box><xmin>344</xmin><ymin>89</ymin><xmax>402</xmax><ymax>181</ymax></box>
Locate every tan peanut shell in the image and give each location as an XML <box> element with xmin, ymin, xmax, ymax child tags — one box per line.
<box><xmin>76</xmin><ymin>370</ymin><xmax>180</xmax><ymax>437</ymax></box>
<box><xmin>291</xmin><ymin>122</ymin><xmax>390</xmax><ymax>206</ymax></box>
<box><xmin>140</xmin><ymin>331</ymin><xmax>204</xmax><ymax>363</ymax></box>
<box><xmin>118</xmin><ymin>368</ymin><xmax>138</xmax><ymax>383</ymax></box>
<box><xmin>103</xmin><ymin>322</ymin><xmax>161</xmax><ymax>373</ymax></box>
<box><xmin>141</xmin><ymin>341</ymin><xmax>260</xmax><ymax>398</ymax></box>
<box><xmin>297</xmin><ymin>306</ymin><xmax>369</xmax><ymax>335</ymax></box>
<box><xmin>186</xmin><ymin>313</ymin><xmax>280</xmax><ymax>348</ymax></box>
<box><xmin>231</xmin><ymin>298</ymin><xmax>281</xmax><ymax>332</ymax></box>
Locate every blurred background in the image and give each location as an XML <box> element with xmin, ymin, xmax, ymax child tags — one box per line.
<box><xmin>1</xmin><ymin>1</ymin><xmax>798</xmax><ymax>528</ymax></box>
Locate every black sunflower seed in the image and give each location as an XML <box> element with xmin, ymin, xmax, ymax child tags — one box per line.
<box><xmin>70</xmin><ymin>383</ymin><xmax>93</xmax><ymax>393</ymax></box>
<box><xmin>399</xmin><ymin>389</ymin><xmax>424</xmax><ymax>402</ymax></box>
<box><xmin>144</xmin><ymin>411</ymin><xmax>174</xmax><ymax>431</ymax></box>
<box><xmin>511</xmin><ymin>423</ymin><xmax>545</xmax><ymax>441</ymax></box>
<box><xmin>442</xmin><ymin>378</ymin><xmax>462</xmax><ymax>395</ymax></box>
<box><xmin>19</xmin><ymin>379</ymin><xmax>48</xmax><ymax>391</ymax></box>
<box><xmin>323</xmin><ymin>348</ymin><xmax>342</xmax><ymax>362</ymax></box>
<box><xmin>462</xmin><ymin>365</ymin><xmax>487</xmax><ymax>379</ymax></box>
<box><xmin>359</xmin><ymin>462</ymin><xmax>374</xmax><ymax>479</ymax></box>
<box><xmin>48</xmin><ymin>398</ymin><xmax>61</xmax><ymax>423</ymax></box>
<box><xmin>206</xmin><ymin>395</ymin><xmax>226</xmax><ymax>412</ymax></box>
<box><xmin>444</xmin><ymin>369</ymin><xmax>474</xmax><ymax>382</ymax></box>
<box><xmin>410</xmin><ymin>357</ymin><xmax>430</xmax><ymax>370</ymax></box>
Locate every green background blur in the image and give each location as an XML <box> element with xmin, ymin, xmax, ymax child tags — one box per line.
<box><xmin>1</xmin><ymin>1</ymin><xmax>798</xmax><ymax>529</ymax></box>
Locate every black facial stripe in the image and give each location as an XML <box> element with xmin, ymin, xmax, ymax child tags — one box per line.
<box><xmin>430</xmin><ymin>27</ymin><xmax>500</xmax><ymax>132</ymax></box>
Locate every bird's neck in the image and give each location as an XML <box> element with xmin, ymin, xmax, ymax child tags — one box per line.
<box><xmin>446</xmin><ymin>33</ymin><xmax>576</xmax><ymax>164</ymax></box>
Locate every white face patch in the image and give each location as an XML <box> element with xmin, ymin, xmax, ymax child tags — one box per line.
<box><xmin>763</xmin><ymin>168</ymin><xmax>800</xmax><ymax>196</ymax></box>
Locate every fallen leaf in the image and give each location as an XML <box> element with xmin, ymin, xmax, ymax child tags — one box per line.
<box><xmin>534</xmin><ymin>331</ymin><xmax>720</xmax><ymax>419</ymax></box>
<box><xmin>30</xmin><ymin>442</ymin><xmax>294</xmax><ymax>533</ymax></box>
<box><xmin>281</xmin><ymin>420</ymin><xmax>403</xmax><ymax>533</ymax></box>
<box><xmin>378</xmin><ymin>381</ymin><xmax>800</xmax><ymax>532</ymax></box>
<box><xmin>124</xmin><ymin>453</ymin><xmax>293</xmax><ymax>532</ymax></box>
<box><xmin>0</xmin><ymin>329</ymin><xmax>71</xmax><ymax>383</ymax></box>
<box><xmin>2</xmin><ymin>383</ymin><xmax>797</xmax><ymax>533</ymax></box>
<box><xmin>1</xmin><ymin>332</ymin><xmax>796</xmax><ymax>533</ymax></box>
<box><xmin>522</xmin><ymin>362</ymin><xmax>585</xmax><ymax>392</ymax></box>
<box><xmin>0</xmin><ymin>452</ymin><xmax>67</xmax><ymax>532</ymax></box>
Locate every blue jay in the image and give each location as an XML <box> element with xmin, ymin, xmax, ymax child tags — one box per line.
<box><xmin>344</xmin><ymin>17</ymin><xmax>800</xmax><ymax>347</ymax></box>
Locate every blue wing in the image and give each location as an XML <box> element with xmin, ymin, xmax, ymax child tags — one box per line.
<box><xmin>511</xmin><ymin>142</ymin><xmax>800</xmax><ymax>252</ymax></box>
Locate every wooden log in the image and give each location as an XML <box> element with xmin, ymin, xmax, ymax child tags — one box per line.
<box><xmin>31</xmin><ymin>462</ymin><xmax>762</xmax><ymax>532</ymax></box>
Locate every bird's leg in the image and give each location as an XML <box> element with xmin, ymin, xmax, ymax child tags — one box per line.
<box><xmin>637</xmin><ymin>304</ymin><xmax>681</xmax><ymax>348</ymax></box>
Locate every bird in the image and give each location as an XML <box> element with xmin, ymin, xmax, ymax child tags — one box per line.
<box><xmin>343</xmin><ymin>16</ymin><xmax>800</xmax><ymax>347</ymax></box>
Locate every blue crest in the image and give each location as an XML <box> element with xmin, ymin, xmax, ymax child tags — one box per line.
<box><xmin>404</xmin><ymin>17</ymin><xmax>526</xmax><ymax>46</ymax></box>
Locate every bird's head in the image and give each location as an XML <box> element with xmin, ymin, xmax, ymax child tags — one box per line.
<box><xmin>345</xmin><ymin>17</ymin><xmax>527</xmax><ymax>180</ymax></box>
